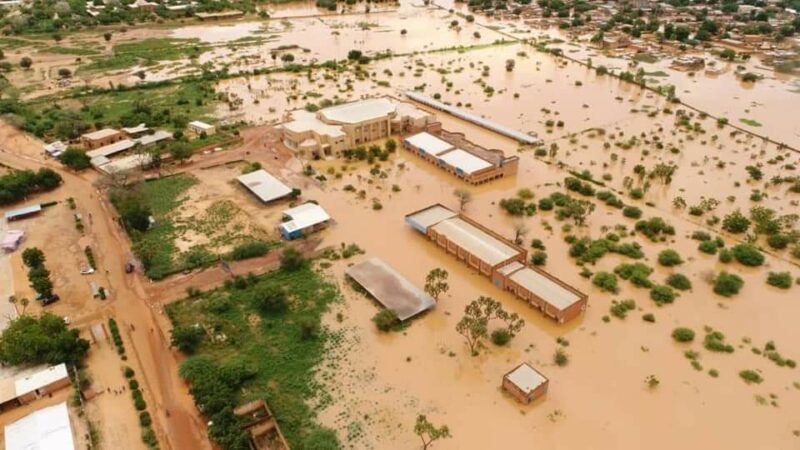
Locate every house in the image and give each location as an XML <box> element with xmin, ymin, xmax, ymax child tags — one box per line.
<box><xmin>195</xmin><ymin>10</ymin><xmax>245</xmax><ymax>20</ymax></box>
<box><xmin>405</xmin><ymin>204</ymin><xmax>587</xmax><ymax>323</ymax></box>
<box><xmin>129</xmin><ymin>0</ymin><xmax>157</xmax><ymax>12</ymax></box>
<box><xmin>0</xmin><ymin>364</ymin><xmax>71</xmax><ymax>411</ymax></box>
<box><xmin>502</xmin><ymin>363</ymin><xmax>549</xmax><ymax>404</ymax></box>
<box><xmin>671</xmin><ymin>56</ymin><xmax>705</xmax><ymax>71</ymax></box>
<box><xmin>4</xmin><ymin>204</ymin><xmax>42</xmax><ymax>222</ymax></box>
<box><xmin>237</xmin><ymin>170</ymin><xmax>293</xmax><ymax>204</ymax></box>
<box><xmin>233</xmin><ymin>399</ymin><xmax>289</xmax><ymax>450</ymax></box>
<box><xmin>80</xmin><ymin>128</ymin><xmax>125</xmax><ymax>150</ymax></box>
<box><xmin>122</xmin><ymin>123</ymin><xmax>149</xmax><ymax>138</ymax></box>
<box><xmin>279</xmin><ymin>202</ymin><xmax>331</xmax><ymax>240</ymax></box>
<box><xmin>4</xmin><ymin>402</ymin><xmax>76</xmax><ymax>450</ymax></box>
<box><xmin>188</xmin><ymin>120</ymin><xmax>216</xmax><ymax>136</ymax></box>
<box><xmin>281</xmin><ymin>98</ymin><xmax>434</xmax><ymax>158</ymax></box>
<box><xmin>1</xmin><ymin>230</ymin><xmax>25</xmax><ymax>252</ymax></box>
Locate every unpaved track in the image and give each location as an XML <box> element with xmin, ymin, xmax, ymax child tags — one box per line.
<box><xmin>0</xmin><ymin>121</ymin><xmax>210</xmax><ymax>450</ymax></box>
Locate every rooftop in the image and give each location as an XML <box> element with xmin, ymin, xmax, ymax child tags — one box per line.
<box><xmin>438</xmin><ymin>148</ymin><xmax>494</xmax><ymax>174</ymax></box>
<box><xmin>283</xmin><ymin>110</ymin><xmax>346</xmax><ymax>138</ymax></box>
<box><xmin>507</xmin><ymin>266</ymin><xmax>583</xmax><ymax>310</ymax></box>
<box><xmin>81</xmin><ymin>128</ymin><xmax>120</xmax><ymax>141</ymax></box>
<box><xmin>505</xmin><ymin>363</ymin><xmax>547</xmax><ymax>394</ymax></box>
<box><xmin>345</xmin><ymin>258</ymin><xmax>435</xmax><ymax>321</ymax></box>
<box><xmin>136</xmin><ymin>130</ymin><xmax>173</xmax><ymax>146</ymax></box>
<box><xmin>405</xmin><ymin>204</ymin><xmax>458</xmax><ymax>233</ymax></box>
<box><xmin>280</xmin><ymin>202</ymin><xmax>331</xmax><ymax>233</ymax></box>
<box><xmin>122</xmin><ymin>123</ymin><xmax>148</xmax><ymax>134</ymax></box>
<box><xmin>237</xmin><ymin>170</ymin><xmax>292</xmax><ymax>203</ymax></box>
<box><xmin>319</xmin><ymin>98</ymin><xmax>396</xmax><ymax>124</ymax></box>
<box><xmin>188</xmin><ymin>120</ymin><xmax>214</xmax><ymax>130</ymax></box>
<box><xmin>430</xmin><ymin>217</ymin><xmax>520</xmax><ymax>266</ymax></box>
<box><xmin>14</xmin><ymin>364</ymin><xmax>68</xmax><ymax>397</ymax></box>
<box><xmin>85</xmin><ymin>139</ymin><xmax>135</xmax><ymax>159</ymax></box>
<box><xmin>4</xmin><ymin>204</ymin><xmax>42</xmax><ymax>221</ymax></box>
<box><xmin>404</xmin><ymin>132</ymin><xmax>454</xmax><ymax>156</ymax></box>
<box><xmin>4</xmin><ymin>402</ymin><xmax>75</xmax><ymax>450</ymax></box>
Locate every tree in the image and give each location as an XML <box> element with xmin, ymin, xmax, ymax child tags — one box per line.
<box><xmin>456</xmin><ymin>296</ymin><xmax>524</xmax><ymax>355</ymax></box>
<box><xmin>22</xmin><ymin>247</ymin><xmax>45</xmax><ymax>268</ymax></box>
<box><xmin>657</xmin><ymin>249</ymin><xmax>683</xmax><ymax>267</ymax></box>
<box><xmin>57</xmin><ymin>68</ymin><xmax>71</xmax><ymax>79</ymax></box>
<box><xmin>171</xmin><ymin>325</ymin><xmax>204</xmax><ymax>354</ymax></box>
<box><xmin>169</xmin><ymin>142</ymin><xmax>193</xmax><ymax>164</ymax></box>
<box><xmin>0</xmin><ymin>313</ymin><xmax>89</xmax><ymax>365</ymax></box>
<box><xmin>347</xmin><ymin>49</ymin><xmax>363</xmax><ymax>61</ymax></box>
<box><xmin>255</xmin><ymin>285</ymin><xmax>288</xmax><ymax>313</ymax></box>
<box><xmin>59</xmin><ymin>148</ymin><xmax>91</xmax><ymax>170</ymax></box>
<box><xmin>111</xmin><ymin>190</ymin><xmax>152</xmax><ymax>232</ymax></box>
<box><xmin>731</xmin><ymin>244</ymin><xmax>764</xmax><ymax>267</ymax></box>
<box><xmin>414</xmin><ymin>415</ymin><xmax>451</xmax><ymax>450</ymax></box>
<box><xmin>513</xmin><ymin>222</ymin><xmax>528</xmax><ymax>245</ymax></box>
<box><xmin>714</xmin><ymin>271</ymin><xmax>744</xmax><ymax>297</ymax></box>
<box><xmin>29</xmin><ymin>271</ymin><xmax>54</xmax><ymax>298</ymax></box>
<box><xmin>281</xmin><ymin>53</ymin><xmax>295</xmax><ymax>63</ymax></box>
<box><xmin>20</xmin><ymin>57</ymin><xmax>32</xmax><ymax>69</ymax></box>
<box><xmin>280</xmin><ymin>248</ymin><xmax>305</xmax><ymax>271</ymax></box>
<box><xmin>372</xmin><ymin>309</ymin><xmax>399</xmax><ymax>332</ymax></box>
<box><xmin>453</xmin><ymin>188</ymin><xmax>472</xmax><ymax>211</ymax></box>
<box><xmin>104</xmin><ymin>32</ymin><xmax>113</xmax><ymax>42</ymax></box>
<box><xmin>672</xmin><ymin>327</ymin><xmax>695</xmax><ymax>342</ymax></box>
<box><xmin>424</xmin><ymin>268</ymin><xmax>449</xmax><ymax>300</ymax></box>
<box><xmin>722</xmin><ymin>210</ymin><xmax>750</xmax><ymax>233</ymax></box>
<box><xmin>563</xmin><ymin>198</ymin><xmax>595</xmax><ymax>226</ymax></box>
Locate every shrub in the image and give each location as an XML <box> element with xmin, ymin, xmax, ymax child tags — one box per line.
<box><xmin>714</xmin><ymin>271</ymin><xmax>744</xmax><ymax>297</ymax></box>
<box><xmin>58</xmin><ymin>148</ymin><xmax>91</xmax><ymax>170</ymax></box>
<box><xmin>738</xmin><ymin>370</ymin><xmax>763</xmax><ymax>384</ymax></box>
<box><xmin>538</xmin><ymin>198</ymin><xmax>554</xmax><ymax>211</ymax></box>
<box><xmin>650</xmin><ymin>285</ymin><xmax>677</xmax><ymax>305</ymax></box>
<box><xmin>255</xmin><ymin>285</ymin><xmax>288</xmax><ymax>313</ymax></box>
<box><xmin>139</xmin><ymin>411</ymin><xmax>152</xmax><ymax>427</ymax></box>
<box><xmin>609</xmin><ymin>299</ymin><xmax>636</xmax><ymax>319</ymax></box>
<box><xmin>672</xmin><ymin>327</ymin><xmax>695</xmax><ymax>342</ymax></box>
<box><xmin>666</xmin><ymin>273</ymin><xmax>692</xmax><ymax>291</ymax></box>
<box><xmin>766</xmin><ymin>234</ymin><xmax>791</xmax><ymax>250</ymax></box>
<box><xmin>592</xmin><ymin>272</ymin><xmax>618</xmax><ymax>293</ymax></box>
<box><xmin>231</xmin><ymin>241</ymin><xmax>270</xmax><ymax>260</ymax></box>
<box><xmin>530</xmin><ymin>250</ymin><xmax>547</xmax><ymax>266</ymax></box>
<box><xmin>129</xmin><ymin>379</ymin><xmax>139</xmax><ymax>390</ymax></box>
<box><xmin>553</xmin><ymin>349</ymin><xmax>569</xmax><ymax>366</ymax></box>
<box><xmin>634</xmin><ymin>217</ymin><xmax>675</xmax><ymax>241</ymax></box>
<box><xmin>622</xmin><ymin>206</ymin><xmax>642</xmax><ymax>219</ymax></box>
<box><xmin>657</xmin><ymin>249</ymin><xmax>683</xmax><ymax>267</ymax></box>
<box><xmin>722</xmin><ymin>210</ymin><xmax>750</xmax><ymax>233</ymax></box>
<box><xmin>704</xmin><ymin>331</ymin><xmax>734</xmax><ymax>353</ymax></box>
<box><xmin>698</xmin><ymin>240</ymin><xmax>718</xmax><ymax>255</ymax></box>
<box><xmin>766</xmin><ymin>272</ymin><xmax>792</xmax><ymax>289</ymax></box>
<box><xmin>280</xmin><ymin>248</ymin><xmax>305</xmax><ymax>271</ymax></box>
<box><xmin>614</xmin><ymin>263</ymin><xmax>653</xmax><ymax>288</ymax></box>
<box><xmin>372</xmin><ymin>309</ymin><xmax>399</xmax><ymax>332</ymax></box>
<box><xmin>642</xmin><ymin>313</ymin><xmax>655</xmax><ymax>323</ymax></box>
<box><xmin>731</xmin><ymin>244</ymin><xmax>764</xmax><ymax>267</ymax></box>
<box><xmin>298</xmin><ymin>317</ymin><xmax>320</xmax><ymax>340</ymax></box>
<box><xmin>124</xmin><ymin>367</ymin><xmax>135</xmax><ymax>378</ymax></box>
<box><xmin>170</xmin><ymin>325</ymin><xmax>204</xmax><ymax>354</ymax></box>
<box><xmin>490</xmin><ymin>329</ymin><xmax>511</xmax><ymax>346</ymax></box>
<box><xmin>718</xmin><ymin>249</ymin><xmax>733</xmax><ymax>263</ymax></box>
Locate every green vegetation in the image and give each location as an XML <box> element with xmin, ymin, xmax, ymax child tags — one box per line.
<box><xmin>0</xmin><ymin>168</ymin><xmax>61</xmax><ymax>205</ymax></box>
<box><xmin>634</xmin><ymin>217</ymin><xmax>675</xmax><ymax>241</ymax></box>
<box><xmin>109</xmin><ymin>318</ymin><xmax>126</xmax><ymax>357</ymax></box>
<box><xmin>657</xmin><ymin>249</ymin><xmax>683</xmax><ymax>267</ymax></box>
<box><xmin>731</xmin><ymin>244</ymin><xmax>765</xmax><ymax>267</ymax></box>
<box><xmin>714</xmin><ymin>271</ymin><xmax>744</xmax><ymax>297</ymax></box>
<box><xmin>650</xmin><ymin>285</ymin><xmax>677</xmax><ymax>305</ymax></box>
<box><xmin>456</xmin><ymin>296</ymin><xmax>525</xmax><ymax>356</ymax></box>
<box><xmin>166</xmin><ymin>265</ymin><xmax>340</xmax><ymax>449</ymax></box>
<box><xmin>739</xmin><ymin>118</ymin><xmax>763</xmax><ymax>127</ymax></box>
<box><xmin>614</xmin><ymin>263</ymin><xmax>654</xmax><ymax>288</ymax></box>
<box><xmin>704</xmin><ymin>330</ymin><xmax>734</xmax><ymax>353</ymax></box>
<box><xmin>58</xmin><ymin>148</ymin><xmax>91</xmax><ymax>170</ymax></box>
<box><xmin>414</xmin><ymin>414</ymin><xmax>451</xmax><ymax>450</ymax></box>
<box><xmin>553</xmin><ymin>348</ymin><xmax>569</xmax><ymax>366</ymax></box>
<box><xmin>766</xmin><ymin>272</ymin><xmax>793</xmax><ymax>289</ymax></box>
<box><xmin>372</xmin><ymin>309</ymin><xmax>400</xmax><ymax>332</ymax></box>
<box><xmin>665</xmin><ymin>273</ymin><xmax>692</xmax><ymax>291</ymax></box>
<box><xmin>0</xmin><ymin>313</ymin><xmax>89</xmax><ymax>365</ymax></box>
<box><xmin>424</xmin><ymin>268</ymin><xmax>450</xmax><ymax>300</ymax></box>
<box><xmin>739</xmin><ymin>370</ymin><xmax>763</xmax><ymax>384</ymax></box>
<box><xmin>672</xmin><ymin>327</ymin><xmax>695</xmax><ymax>343</ymax></box>
<box><xmin>609</xmin><ymin>299</ymin><xmax>636</xmax><ymax>319</ymax></box>
<box><xmin>230</xmin><ymin>241</ymin><xmax>271</xmax><ymax>261</ymax></box>
<box><xmin>592</xmin><ymin>271</ymin><xmax>618</xmax><ymax>293</ymax></box>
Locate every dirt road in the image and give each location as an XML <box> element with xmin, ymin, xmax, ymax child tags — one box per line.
<box><xmin>0</xmin><ymin>121</ymin><xmax>210</xmax><ymax>450</ymax></box>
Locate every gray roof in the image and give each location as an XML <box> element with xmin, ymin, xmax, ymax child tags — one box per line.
<box><xmin>505</xmin><ymin>363</ymin><xmax>547</xmax><ymax>393</ymax></box>
<box><xmin>508</xmin><ymin>267</ymin><xmax>582</xmax><ymax>310</ymax></box>
<box><xmin>405</xmin><ymin>204</ymin><xmax>458</xmax><ymax>233</ymax></box>
<box><xmin>237</xmin><ymin>170</ymin><xmax>292</xmax><ymax>203</ymax></box>
<box><xmin>4</xmin><ymin>204</ymin><xmax>42</xmax><ymax>220</ymax></box>
<box><xmin>404</xmin><ymin>132</ymin><xmax>454</xmax><ymax>156</ymax></box>
<box><xmin>431</xmin><ymin>217</ymin><xmax>520</xmax><ymax>266</ymax></box>
<box><xmin>346</xmin><ymin>258</ymin><xmax>435</xmax><ymax>321</ymax></box>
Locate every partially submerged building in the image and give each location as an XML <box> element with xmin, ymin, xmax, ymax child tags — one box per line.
<box><xmin>4</xmin><ymin>402</ymin><xmax>76</xmax><ymax>450</ymax></box>
<box><xmin>503</xmin><ymin>363</ymin><xmax>549</xmax><ymax>404</ymax></box>
<box><xmin>402</xmin><ymin>130</ymin><xmax>519</xmax><ymax>185</ymax></box>
<box><xmin>233</xmin><ymin>399</ymin><xmax>289</xmax><ymax>450</ymax></box>
<box><xmin>237</xmin><ymin>170</ymin><xmax>293</xmax><ymax>204</ymax></box>
<box><xmin>281</xmin><ymin>97</ymin><xmax>434</xmax><ymax>158</ymax></box>
<box><xmin>346</xmin><ymin>258</ymin><xmax>436</xmax><ymax>321</ymax></box>
<box><xmin>279</xmin><ymin>202</ymin><xmax>331</xmax><ymax>240</ymax></box>
<box><xmin>406</xmin><ymin>204</ymin><xmax>587</xmax><ymax>323</ymax></box>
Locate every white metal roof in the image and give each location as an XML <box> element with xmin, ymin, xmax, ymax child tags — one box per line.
<box><xmin>283</xmin><ymin>110</ymin><xmax>346</xmax><ymax>138</ymax></box>
<box><xmin>509</xmin><ymin>267</ymin><xmax>582</xmax><ymax>310</ymax></box>
<box><xmin>404</xmin><ymin>132</ymin><xmax>454</xmax><ymax>156</ymax></box>
<box><xmin>136</xmin><ymin>130</ymin><xmax>172</xmax><ymax>146</ymax></box>
<box><xmin>405</xmin><ymin>204</ymin><xmax>458</xmax><ymax>232</ymax></box>
<box><xmin>505</xmin><ymin>363</ymin><xmax>547</xmax><ymax>394</ymax></box>
<box><xmin>95</xmin><ymin>153</ymin><xmax>152</xmax><ymax>174</ymax></box>
<box><xmin>280</xmin><ymin>203</ymin><xmax>330</xmax><ymax>233</ymax></box>
<box><xmin>497</xmin><ymin>260</ymin><xmax>524</xmax><ymax>276</ymax></box>
<box><xmin>43</xmin><ymin>141</ymin><xmax>67</xmax><ymax>154</ymax></box>
<box><xmin>81</xmin><ymin>128</ymin><xmax>120</xmax><ymax>141</ymax></box>
<box><xmin>438</xmin><ymin>149</ymin><xmax>493</xmax><ymax>174</ymax></box>
<box><xmin>4</xmin><ymin>204</ymin><xmax>42</xmax><ymax>220</ymax></box>
<box><xmin>4</xmin><ymin>402</ymin><xmax>75</xmax><ymax>450</ymax></box>
<box><xmin>14</xmin><ymin>364</ymin><xmax>68</xmax><ymax>397</ymax></box>
<box><xmin>431</xmin><ymin>217</ymin><xmax>520</xmax><ymax>266</ymax></box>
<box><xmin>237</xmin><ymin>170</ymin><xmax>292</xmax><ymax>203</ymax></box>
<box><xmin>189</xmin><ymin>120</ymin><xmax>214</xmax><ymax>130</ymax></box>
<box><xmin>318</xmin><ymin>98</ymin><xmax>396</xmax><ymax>124</ymax></box>
<box><xmin>122</xmin><ymin>123</ymin><xmax>148</xmax><ymax>134</ymax></box>
<box><xmin>85</xmin><ymin>139</ymin><xmax>135</xmax><ymax>159</ymax></box>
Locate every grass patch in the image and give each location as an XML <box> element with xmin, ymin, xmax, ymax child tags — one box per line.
<box><xmin>80</xmin><ymin>38</ymin><xmax>206</xmax><ymax>73</ymax></box>
<box><xmin>166</xmin><ymin>265</ymin><xmax>340</xmax><ymax>448</ymax></box>
<box><xmin>43</xmin><ymin>46</ymin><xmax>101</xmax><ymax>56</ymax></box>
<box><xmin>739</xmin><ymin>118</ymin><xmax>762</xmax><ymax>127</ymax></box>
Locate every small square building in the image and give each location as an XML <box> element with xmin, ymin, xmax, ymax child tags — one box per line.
<box><xmin>502</xmin><ymin>363</ymin><xmax>549</xmax><ymax>404</ymax></box>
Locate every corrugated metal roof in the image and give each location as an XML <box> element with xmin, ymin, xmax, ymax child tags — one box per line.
<box><xmin>405</xmin><ymin>204</ymin><xmax>458</xmax><ymax>232</ymax></box>
<box><xmin>431</xmin><ymin>217</ymin><xmax>520</xmax><ymax>266</ymax></box>
<box><xmin>404</xmin><ymin>132</ymin><xmax>453</xmax><ymax>156</ymax></box>
<box><xmin>509</xmin><ymin>267</ymin><xmax>582</xmax><ymax>310</ymax></box>
<box><xmin>438</xmin><ymin>149</ymin><xmax>493</xmax><ymax>174</ymax></box>
<box><xmin>345</xmin><ymin>258</ymin><xmax>435</xmax><ymax>321</ymax></box>
<box><xmin>506</xmin><ymin>363</ymin><xmax>547</xmax><ymax>393</ymax></box>
<box><xmin>14</xmin><ymin>364</ymin><xmax>68</xmax><ymax>397</ymax></box>
<box><xmin>4</xmin><ymin>204</ymin><xmax>42</xmax><ymax>220</ymax></box>
<box><xmin>280</xmin><ymin>203</ymin><xmax>330</xmax><ymax>233</ymax></box>
<box><xmin>319</xmin><ymin>98</ymin><xmax>396</xmax><ymax>124</ymax></box>
<box><xmin>4</xmin><ymin>402</ymin><xmax>76</xmax><ymax>450</ymax></box>
<box><xmin>237</xmin><ymin>170</ymin><xmax>292</xmax><ymax>203</ymax></box>
<box><xmin>86</xmin><ymin>139</ymin><xmax>135</xmax><ymax>159</ymax></box>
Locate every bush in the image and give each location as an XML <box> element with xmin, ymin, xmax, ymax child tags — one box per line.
<box><xmin>553</xmin><ymin>349</ymin><xmax>569</xmax><ymax>366</ymax></box>
<box><xmin>714</xmin><ymin>271</ymin><xmax>744</xmax><ymax>297</ymax></box>
<box><xmin>129</xmin><ymin>379</ymin><xmax>139</xmax><ymax>390</ymax></box>
<box><xmin>530</xmin><ymin>250</ymin><xmax>547</xmax><ymax>266</ymax></box>
<box><xmin>672</xmin><ymin>327</ymin><xmax>695</xmax><ymax>342</ymax></box>
<box><xmin>766</xmin><ymin>234</ymin><xmax>791</xmax><ymax>250</ymax></box>
<box><xmin>139</xmin><ymin>411</ymin><xmax>152</xmax><ymax>427</ymax></box>
<box><xmin>731</xmin><ymin>244</ymin><xmax>764</xmax><ymax>267</ymax></box>
<box><xmin>698</xmin><ymin>240</ymin><xmax>718</xmax><ymax>255</ymax></box>
<box><xmin>642</xmin><ymin>313</ymin><xmax>655</xmax><ymax>323</ymax></box>
<box><xmin>231</xmin><ymin>241</ymin><xmax>270</xmax><ymax>260</ymax></box>
<box><xmin>58</xmin><ymin>148</ymin><xmax>91</xmax><ymax>170</ymax></box>
<box><xmin>124</xmin><ymin>367</ymin><xmax>135</xmax><ymax>378</ymax></box>
<box><xmin>538</xmin><ymin>198</ymin><xmax>554</xmax><ymax>211</ymax></box>
<box><xmin>280</xmin><ymin>248</ymin><xmax>305</xmax><ymax>271</ymax></box>
<box><xmin>634</xmin><ymin>217</ymin><xmax>675</xmax><ymax>241</ymax></box>
<box><xmin>298</xmin><ymin>317</ymin><xmax>319</xmax><ymax>340</ymax></box>
<box><xmin>657</xmin><ymin>249</ymin><xmax>683</xmax><ymax>267</ymax></box>
<box><xmin>255</xmin><ymin>285</ymin><xmax>288</xmax><ymax>313</ymax></box>
<box><xmin>666</xmin><ymin>273</ymin><xmax>692</xmax><ymax>291</ymax></box>
<box><xmin>0</xmin><ymin>169</ymin><xmax>62</xmax><ymax>206</ymax></box>
<box><xmin>609</xmin><ymin>299</ymin><xmax>636</xmax><ymax>319</ymax></box>
<box><xmin>372</xmin><ymin>309</ymin><xmax>399</xmax><ymax>332</ymax></box>
<box><xmin>650</xmin><ymin>285</ymin><xmax>677</xmax><ymax>305</ymax></box>
<box><xmin>722</xmin><ymin>210</ymin><xmax>750</xmax><ymax>233</ymax></box>
<box><xmin>738</xmin><ymin>370</ymin><xmax>763</xmax><ymax>384</ymax></box>
<box><xmin>718</xmin><ymin>249</ymin><xmax>733</xmax><ymax>263</ymax></box>
<box><xmin>766</xmin><ymin>272</ymin><xmax>792</xmax><ymax>289</ymax></box>
<box><xmin>614</xmin><ymin>263</ymin><xmax>653</xmax><ymax>288</ymax></box>
<box><xmin>490</xmin><ymin>329</ymin><xmax>511</xmax><ymax>346</ymax></box>
<box><xmin>704</xmin><ymin>331</ymin><xmax>734</xmax><ymax>353</ymax></box>
<box><xmin>622</xmin><ymin>206</ymin><xmax>642</xmax><ymax>219</ymax></box>
<box><xmin>170</xmin><ymin>325</ymin><xmax>204</xmax><ymax>354</ymax></box>
<box><xmin>592</xmin><ymin>272</ymin><xmax>618</xmax><ymax>293</ymax></box>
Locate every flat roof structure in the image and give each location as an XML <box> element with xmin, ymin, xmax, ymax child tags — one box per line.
<box><xmin>438</xmin><ymin>149</ymin><xmax>493</xmax><ymax>174</ymax></box>
<box><xmin>96</xmin><ymin>153</ymin><xmax>152</xmax><ymax>174</ymax></box>
<box><xmin>282</xmin><ymin>110</ymin><xmax>346</xmax><ymax>138</ymax></box>
<box><xmin>404</xmin><ymin>132</ymin><xmax>454</xmax><ymax>156</ymax></box>
<box><xmin>405</xmin><ymin>204</ymin><xmax>458</xmax><ymax>233</ymax></box>
<box><xmin>122</xmin><ymin>123</ymin><xmax>148</xmax><ymax>135</ymax></box>
<box><xmin>14</xmin><ymin>364</ymin><xmax>68</xmax><ymax>398</ymax></box>
<box><xmin>237</xmin><ymin>170</ymin><xmax>292</xmax><ymax>204</ymax></box>
<box><xmin>405</xmin><ymin>91</ymin><xmax>540</xmax><ymax>145</ymax></box>
<box><xmin>505</xmin><ymin>363</ymin><xmax>548</xmax><ymax>394</ymax></box>
<box><xmin>280</xmin><ymin>203</ymin><xmax>330</xmax><ymax>235</ymax></box>
<box><xmin>431</xmin><ymin>217</ymin><xmax>520</xmax><ymax>267</ymax></box>
<box><xmin>85</xmin><ymin>139</ymin><xmax>136</xmax><ymax>159</ymax></box>
<box><xmin>188</xmin><ymin>120</ymin><xmax>215</xmax><ymax>130</ymax></box>
<box><xmin>4</xmin><ymin>402</ymin><xmax>75</xmax><ymax>450</ymax></box>
<box><xmin>345</xmin><ymin>258</ymin><xmax>435</xmax><ymax>321</ymax></box>
<box><xmin>318</xmin><ymin>98</ymin><xmax>396</xmax><ymax>124</ymax></box>
<box><xmin>508</xmin><ymin>267</ymin><xmax>583</xmax><ymax>311</ymax></box>
<box><xmin>136</xmin><ymin>130</ymin><xmax>172</xmax><ymax>146</ymax></box>
<box><xmin>4</xmin><ymin>204</ymin><xmax>42</xmax><ymax>221</ymax></box>
<box><xmin>81</xmin><ymin>128</ymin><xmax>120</xmax><ymax>141</ymax></box>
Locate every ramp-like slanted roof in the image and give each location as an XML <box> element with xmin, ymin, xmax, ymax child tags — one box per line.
<box><xmin>346</xmin><ymin>258</ymin><xmax>435</xmax><ymax>321</ymax></box>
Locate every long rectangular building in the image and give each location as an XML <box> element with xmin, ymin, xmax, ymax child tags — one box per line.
<box><xmin>406</xmin><ymin>204</ymin><xmax>587</xmax><ymax>323</ymax></box>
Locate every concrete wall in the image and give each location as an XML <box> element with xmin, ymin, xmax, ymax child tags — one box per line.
<box><xmin>81</xmin><ymin>131</ymin><xmax>125</xmax><ymax>150</ymax></box>
<box><xmin>502</xmin><ymin>375</ymin><xmax>549</xmax><ymax>404</ymax></box>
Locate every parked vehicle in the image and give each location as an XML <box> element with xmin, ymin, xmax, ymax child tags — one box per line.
<box><xmin>41</xmin><ymin>294</ymin><xmax>60</xmax><ymax>305</ymax></box>
<box><xmin>125</xmin><ymin>262</ymin><xmax>135</xmax><ymax>273</ymax></box>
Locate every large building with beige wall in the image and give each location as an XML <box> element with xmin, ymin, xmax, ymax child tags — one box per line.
<box><xmin>281</xmin><ymin>97</ymin><xmax>433</xmax><ymax>158</ymax></box>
